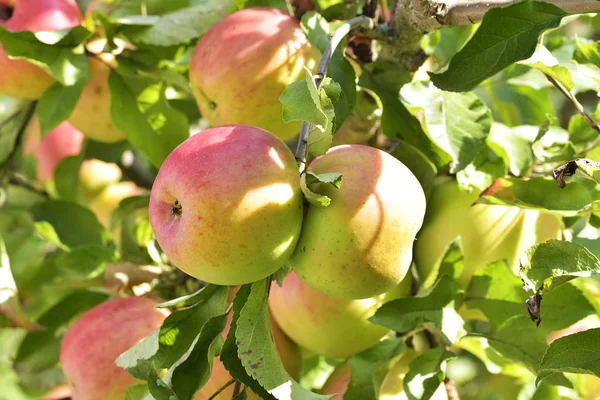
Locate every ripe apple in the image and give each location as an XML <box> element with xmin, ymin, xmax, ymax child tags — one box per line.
<box><xmin>89</xmin><ymin>181</ymin><xmax>145</xmax><ymax>228</ymax></box>
<box><xmin>0</xmin><ymin>0</ymin><xmax>81</xmax><ymax>99</ymax></box>
<box><xmin>68</xmin><ymin>56</ymin><xmax>126</xmax><ymax>143</ymax></box>
<box><xmin>60</xmin><ymin>296</ymin><xmax>167</xmax><ymax>400</ymax></box>
<box><xmin>22</xmin><ymin>119</ymin><xmax>84</xmax><ymax>183</ymax></box>
<box><xmin>194</xmin><ymin>313</ymin><xmax>302</xmax><ymax>400</ymax></box>
<box><xmin>321</xmin><ymin>350</ymin><xmax>447</xmax><ymax>399</ymax></box>
<box><xmin>290</xmin><ymin>144</ymin><xmax>426</xmax><ymax>299</ymax></box>
<box><xmin>414</xmin><ymin>178</ymin><xmax>562</xmax><ymax>287</ymax></box>
<box><xmin>148</xmin><ymin>124</ymin><xmax>303</xmax><ymax>285</ymax></box>
<box><xmin>189</xmin><ymin>7</ymin><xmax>318</xmax><ymax>141</ymax></box>
<box><xmin>269</xmin><ymin>271</ymin><xmax>412</xmax><ymax>358</ymax></box>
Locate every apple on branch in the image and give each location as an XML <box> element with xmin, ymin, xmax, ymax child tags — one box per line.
<box><xmin>0</xmin><ymin>0</ymin><xmax>81</xmax><ymax>99</ymax></box>
<box><xmin>149</xmin><ymin>124</ymin><xmax>303</xmax><ymax>285</ymax></box>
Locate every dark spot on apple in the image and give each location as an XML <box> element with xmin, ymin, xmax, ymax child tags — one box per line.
<box><xmin>208</xmin><ymin>100</ymin><xmax>217</xmax><ymax>110</ymax></box>
<box><xmin>171</xmin><ymin>199</ymin><xmax>182</xmax><ymax>218</ymax></box>
<box><xmin>0</xmin><ymin>5</ymin><xmax>13</xmax><ymax>21</ymax></box>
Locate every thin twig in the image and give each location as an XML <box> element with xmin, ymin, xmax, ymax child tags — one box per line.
<box><xmin>8</xmin><ymin>175</ymin><xmax>49</xmax><ymax>198</ymax></box>
<box><xmin>284</xmin><ymin>0</ymin><xmax>294</xmax><ymax>16</ymax></box>
<box><xmin>294</xmin><ymin>15</ymin><xmax>375</xmax><ymax>172</ymax></box>
<box><xmin>208</xmin><ymin>379</ymin><xmax>236</xmax><ymax>400</ymax></box>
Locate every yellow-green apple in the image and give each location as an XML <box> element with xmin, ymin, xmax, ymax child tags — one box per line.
<box><xmin>0</xmin><ymin>0</ymin><xmax>81</xmax><ymax>99</ymax></box>
<box><xmin>194</xmin><ymin>312</ymin><xmax>302</xmax><ymax>399</ymax></box>
<box><xmin>68</xmin><ymin>56</ymin><xmax>126</xmax><ymax>143</ymax></box>
<box><xmin>79</xmin><ymin>159</ymin><xmax>122</xmax><ymax>201</ymax></box>
<box><xmin>22</xmin><ymin>119</ymin><xmax>84</xmax><ymax>183</ymax></box>
<box><xmin>269</xmin><ymin>271</ymin><xmax>412</xmax><ymax>358</ymax></box>
<box><xmin>89</xmin><ymin>181</ymin><xmax>145</xmax><ymax>228</ymax></box>
<box><xmin>414</xmin><ymin>178</ymin><xmax>562</xmax><ymax>288</ymax></box>
<box><xmin>60</xmin><ymin>296</ymin><xmax>167</xmax><ymax>400</ymax></box>
<box><xmin>189</xmin><ymin>7</ymin><xmax>318</xmax><ymax>141</ymax></box>
<box><xmin>148</xmin><ymin>124</ymin><xmax>303</xmax><ymax>285</ymax></box>
<box><xmin>290</xmin><ymin>144</ymin><xmax>426</xmax><ymax>299</ymax></box>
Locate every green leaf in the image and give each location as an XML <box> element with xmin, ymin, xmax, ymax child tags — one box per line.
<box><xmin>0</xmin><ymin>235</ymin><xmax>42</xmax><ymax>331</ymax></box>
<box><xmin>236</xmin><ymin>279</ymin><xmax>330</xmax><ymax>400</ymax></box>
<box><xmin>36</xmin><ymin>79</ymin><xmax>87</xmax><ymax>136</ymax></box>
<box><xmin>300</xmin><ymin>171</ymin><xmax>343</xmax><ymax>207</ymax></box>
<box><xmin>118</xmin><ymin>1</ymin><xmax>235</xmax><ymax>46</ymax></box>
<box><xmin>15</xmin><ymin>291</ymin><xmax>108</xmax><ymax>373</ymax></box>
<box><xmin>116</xmin><ymin>285</ymin><xmax>228</xmax><ymax>379</ymax></box>
<box><xmin>359</xmin><ymin>64</ymin><xmax>450</xmax><ymax>170</ymax></box>
<box><xmin>487</xmin><ymin>123</ymin><xmax>533</xmax><ymax>177</ymax></box>
<box><xmin>479</xmin><ymin>176</ymin><xmax>600</xmax><ymax>216</ymax></box>
<box><xmin>420</xmin><ymin>238</ymin><xmax>464</xmax><ymax>291</ymax></box>
<box><xmin>430</xmin><ymin>1</ymin><xmax>567</xmax><ymax>92</ymax></box>
<box><xmin>403</xmin><ymin>348</ymin><xmax>455</xmax><ymax>400</ymax></box>
<box><xmin>31</xmin><ymin>200</ymin><xmax>107</xmax><ymax>248</ymax></box>
<box><xmin>519</xmin><ymin>240</ymin><xmax>600</xmax><ymax>294</ymax></box>
<box><xmin>537</xmin><ymin>328</ymin><xmax>600</xmax><ymax>384</ymax></box>
<box><xmin>456</xmin><ymin>336</ymin><xmax>533</xmax><ymax>377</ymax></box>
<box><xmin>400</xmin><ymin>81</ymin><xmax>492</xmax><ymax>172</ymax></box>
<box><xmin>370</xmin><ymin>276</ymin><xmax>466</xmax><ymax>345</ymax></box>
<box><xmin>148</xmin><ymin>370</ymin><xmax>175</xmax><ymax>400</ymax></box>
<box><xmin>531</xmin><ymin>126</ymin><xmax>575</xmax><ymax>163</ymax></box>
<box><xmin>126</xmin><ymin>384</ymin><xmax>151</xmax><ymax>400</ymax></box>
<box><xmin>52</xmin><ymin>245</ymin><xmax>116</xmax><ymax>288</ymax></box>
<box><xmin>221</xmin><ymin>284</ymin><xmax>274</xmax><ymax>400</ymax></box>
<box><xmin>345</xmin><ymin>339</ymin><xmax>406</xmax><ymax>400</ymax></box>
<box><xmin>108</xmin><ymin>69</ymin><xmax>189</xmax><ymax>168</ymax></box>
<box><xmin>0</xmin><ymin>25</ymin><xmax>91</xmax><ymax>86</ymax></box>
<box><xmin>170</xmin><ymin>314</ymin><xmax>228</xmax><ymax>400</ymax></box>
<box><xmin>53</xmin><ymin>153</ymin><xmax>84</xmax><ymax>203</ymax></box>
<box><xmin>456</xmin><ymin>142</ymin><xmax>507</xmax><ymax>193</ymax></box>
<box><xmin>519</xmin><ymin>44</ymin><xmax>574</xmax><ymax>90</ymax></box>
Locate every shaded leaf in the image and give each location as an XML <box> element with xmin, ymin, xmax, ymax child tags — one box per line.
<box><xmin>403</xmin><ymin>349</ymin><xmax>455</xmax><ymax>400</ymax></box>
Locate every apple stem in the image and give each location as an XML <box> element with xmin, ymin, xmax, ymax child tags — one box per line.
<box><xmin>294</xmin><ymin>16</ymin><xmax>375</xmax><ymax>173</ymax></box>
<box><xmin>207</xmin><ymin>378</ymin><xmax>236</xmax><ymax>400</ymax></box>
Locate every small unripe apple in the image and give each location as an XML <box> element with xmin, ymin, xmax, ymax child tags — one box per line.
<box><xmin>89</xmin><ymin>181</ymin><xmax>145</xmax><ymax>228</ymax></box>
<box><xmin>291</xmin><ymin>144</ymin><xmax>426</xmax><ymax>299</ymax></box>
<box><xmin>68</xmin><ymin>56</ymin><xmax>126</xmax><ymax>143</ymax></box>
<box><xmin>79</xmin><ymin>159</ymin><xmax>122</xmax><ymax>200</ymax></box>
<box><xmin>414</xmin><ymin>178</ymin><xmax>562</xmax><ymax>287</ymax></box>
<box><xmin>0</xmin><ymin>0</ymin><xmax>81</xmax><ymax>99</ymax></box>
<box><xmin>269</xmin><ymin>271</ymin><xmax>412</xmax><ymax>358</ymax></box>
<box><xmin>194</xmin><ymin>312</ymin><xmax>302</xmax><ymax>400</ymax></box>
<box><xmin>189</xmin><ymin>7</ymin><xmax>318</xmax><ymax>141</ymax></box>
<box><xmin>60</xmin><ymin>297</ymin><xmax>167</xmax><ymax>400</ymax></box>
<box><xmin>149</xmin><ymin>124</ymin><xmax>303</xmax><ymax>285</ymax></box>
<box><xmin>22</xmin><ymin>119</ymin><xmax>84</xmax><ymax>183</ymax></box>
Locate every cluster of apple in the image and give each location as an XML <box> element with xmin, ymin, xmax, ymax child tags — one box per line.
<box><xmin>4</xmin><ymin>1</ymin><xmax>599</xmax><ymax>399</ymax></box>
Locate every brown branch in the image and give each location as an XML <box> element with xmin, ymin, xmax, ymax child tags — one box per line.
<box><xmin>208</xmin><ymin>379</ymin><xmax>235</xmax><ymax>400</ymax></box>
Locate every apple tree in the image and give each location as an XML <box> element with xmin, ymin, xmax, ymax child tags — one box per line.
<box><xmin>2</xmin><ymin>0</ymin><xmax>600</xmax><ymax>399</ymax></box>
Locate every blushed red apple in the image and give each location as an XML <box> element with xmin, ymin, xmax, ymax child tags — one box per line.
<box><xmin>0</xmin><ymin>0</ymin><xmax>81</xmax><ymax>99</ymax></box>
<box><xmin>290</xmin><ymin>145</ymin><xmax>426</xmax><ymax>299</ymax></box>
<box><xmin>149</xmin><ymin>124</ymin><xmax>303</xmax><ymax>285</ymax></box>
<box><xmin>60</xmin><ymin>296</ymin><xmax>167</xmax><ymax>400</ymax></box>
<box><xmin>189</xmin><ymin>7</ymin><xmax>318</xmax><ymax>141</ymax></box>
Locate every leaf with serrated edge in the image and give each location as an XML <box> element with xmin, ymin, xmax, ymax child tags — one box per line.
<box><xmin>537</xmin><ymin>328</ymin><xmax>600</xmax><ymax>384</ymax></box>
<box><xmin>519</xmin><ymin>240</ymin><xmax>600</xmax><ymax>294</ymax></box>
<box><xmin>430</xmin><ymin>1</ymin><xmax>567</xmax><ymax>92</ymax></box>
<box><xmin>519</xmin><ymin>44</ymin><xmax>574</xmax><ymax>90</ymax></box>
<box><xmin>237</xmin><ymin>279</ymin><xmax>331</xmax><ymax>400</ymax></box>
<box><xmin>403</xmin><ymin>348</ymin><xmax>455</xmax><ymax>400</ymax></box>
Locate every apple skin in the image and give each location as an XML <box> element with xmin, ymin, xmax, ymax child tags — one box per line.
<box><xmin>68</xmin><ymin>57</ymin><xmax>126</xmax><ymax>143</ymax></box>
<box><xmin>79</xmin><ymin>159</ymin><xmax>122</xmax><ymax>201</ymax></box>
<box><xmin>189</xmin><ymin>7</ymin><xmax>318</xmax><ymax>141</ymax></box>
<box><xmin>89</xmin><ymin>181</ymin><xmax>145</xmax><ymax>228</ymax></box>
<box><xmin>321</xmin><ymin>351</ymin><xmax>447</xmax><ymax>399</ymax></box>
<box><xmin>59</xmin><ymin>297</ymin><xmax>167</xmax><ymax>400</ymax></box>
<box><xmin>290</xmin><ymin>144</ymin><xmax>426</xmax><ymax>299</ymax></box>
<box><xmin>414</xmin><ymin>178</ymin><xmax>562</xmax><ymax>288</ymax></box>
<box><xmin>194</xmin><ymin>312</ymin><xmax>302</xmax><ymax>400</ymax></box>
<box><xmin>22</xmin><ymin>119</ymin><xmax>84</xmax><ymax>182</ymax></box>
<box><xmin>148</xmin><ymin>124</ymin><xmax>303</xmax><ymax>286</ymax></box>
<box><xmin>0</xmin><ymin>0</ymin><xmax>81</xmax><ymax>99</ymax></box>
<box><xmin>269</xmin><ymin>271</ymin><xmax>412</xmax><ymax>358</ymax></box>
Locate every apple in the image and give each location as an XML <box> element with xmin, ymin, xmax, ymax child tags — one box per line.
<box><xmin>89</xmin><ymin>181</ymin><xmax>145</xmax><ymax>228</ymax></box>
<box><xmin>0</xmin><ymin>0</ymin><xmax>81</xmax><ymax>99</ymax></box>
<box><xmin>60</xmin><ymin>296</ymin><xmax>167</xmax><ymax>400</ymax></box>
<box><xmin>414</xmin><ymin>178</ymin><xmax>562</xmax><ymax>288</ymax></box>
<box><xmin>194</xmin><ymin>312</ymin><xmax>302</xmax><ymax>400</ymax></box>
<box><xmin>22</xmin><ymin>119</ymin><xmax>84</xmax><ymax>183</ymax></box>
<box><xmin>148</xmin><ymin>124</ymin><xmax>303</xmax><ymax>285</ymax></box>
<box><xmin>68</xmin><ymin>56</ymin><xmax>126</xmax><ymax>143</ymax></box>
<box><xmin>79</xmin><ymin>159</ymin><xmax>122</xmax><ymax>201</ymax></box>
<box><xmin>189</xmin><ymin>7</ymin><xmax>318</xmax><ymax>141</ymax></box>
<box><xmin>269</xmin><ymin>271</ymin><xmax>412</xmax><ymax>358</ymax></box>
<box><xmin>321</xmin><ymin>350</ymin><xmax>448</xmax><ymax>399</ymax></box>
<box><xmin>290</xmin><ymin>144</ymin><xmax>426</xmax><ymax>299</ymax></box>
